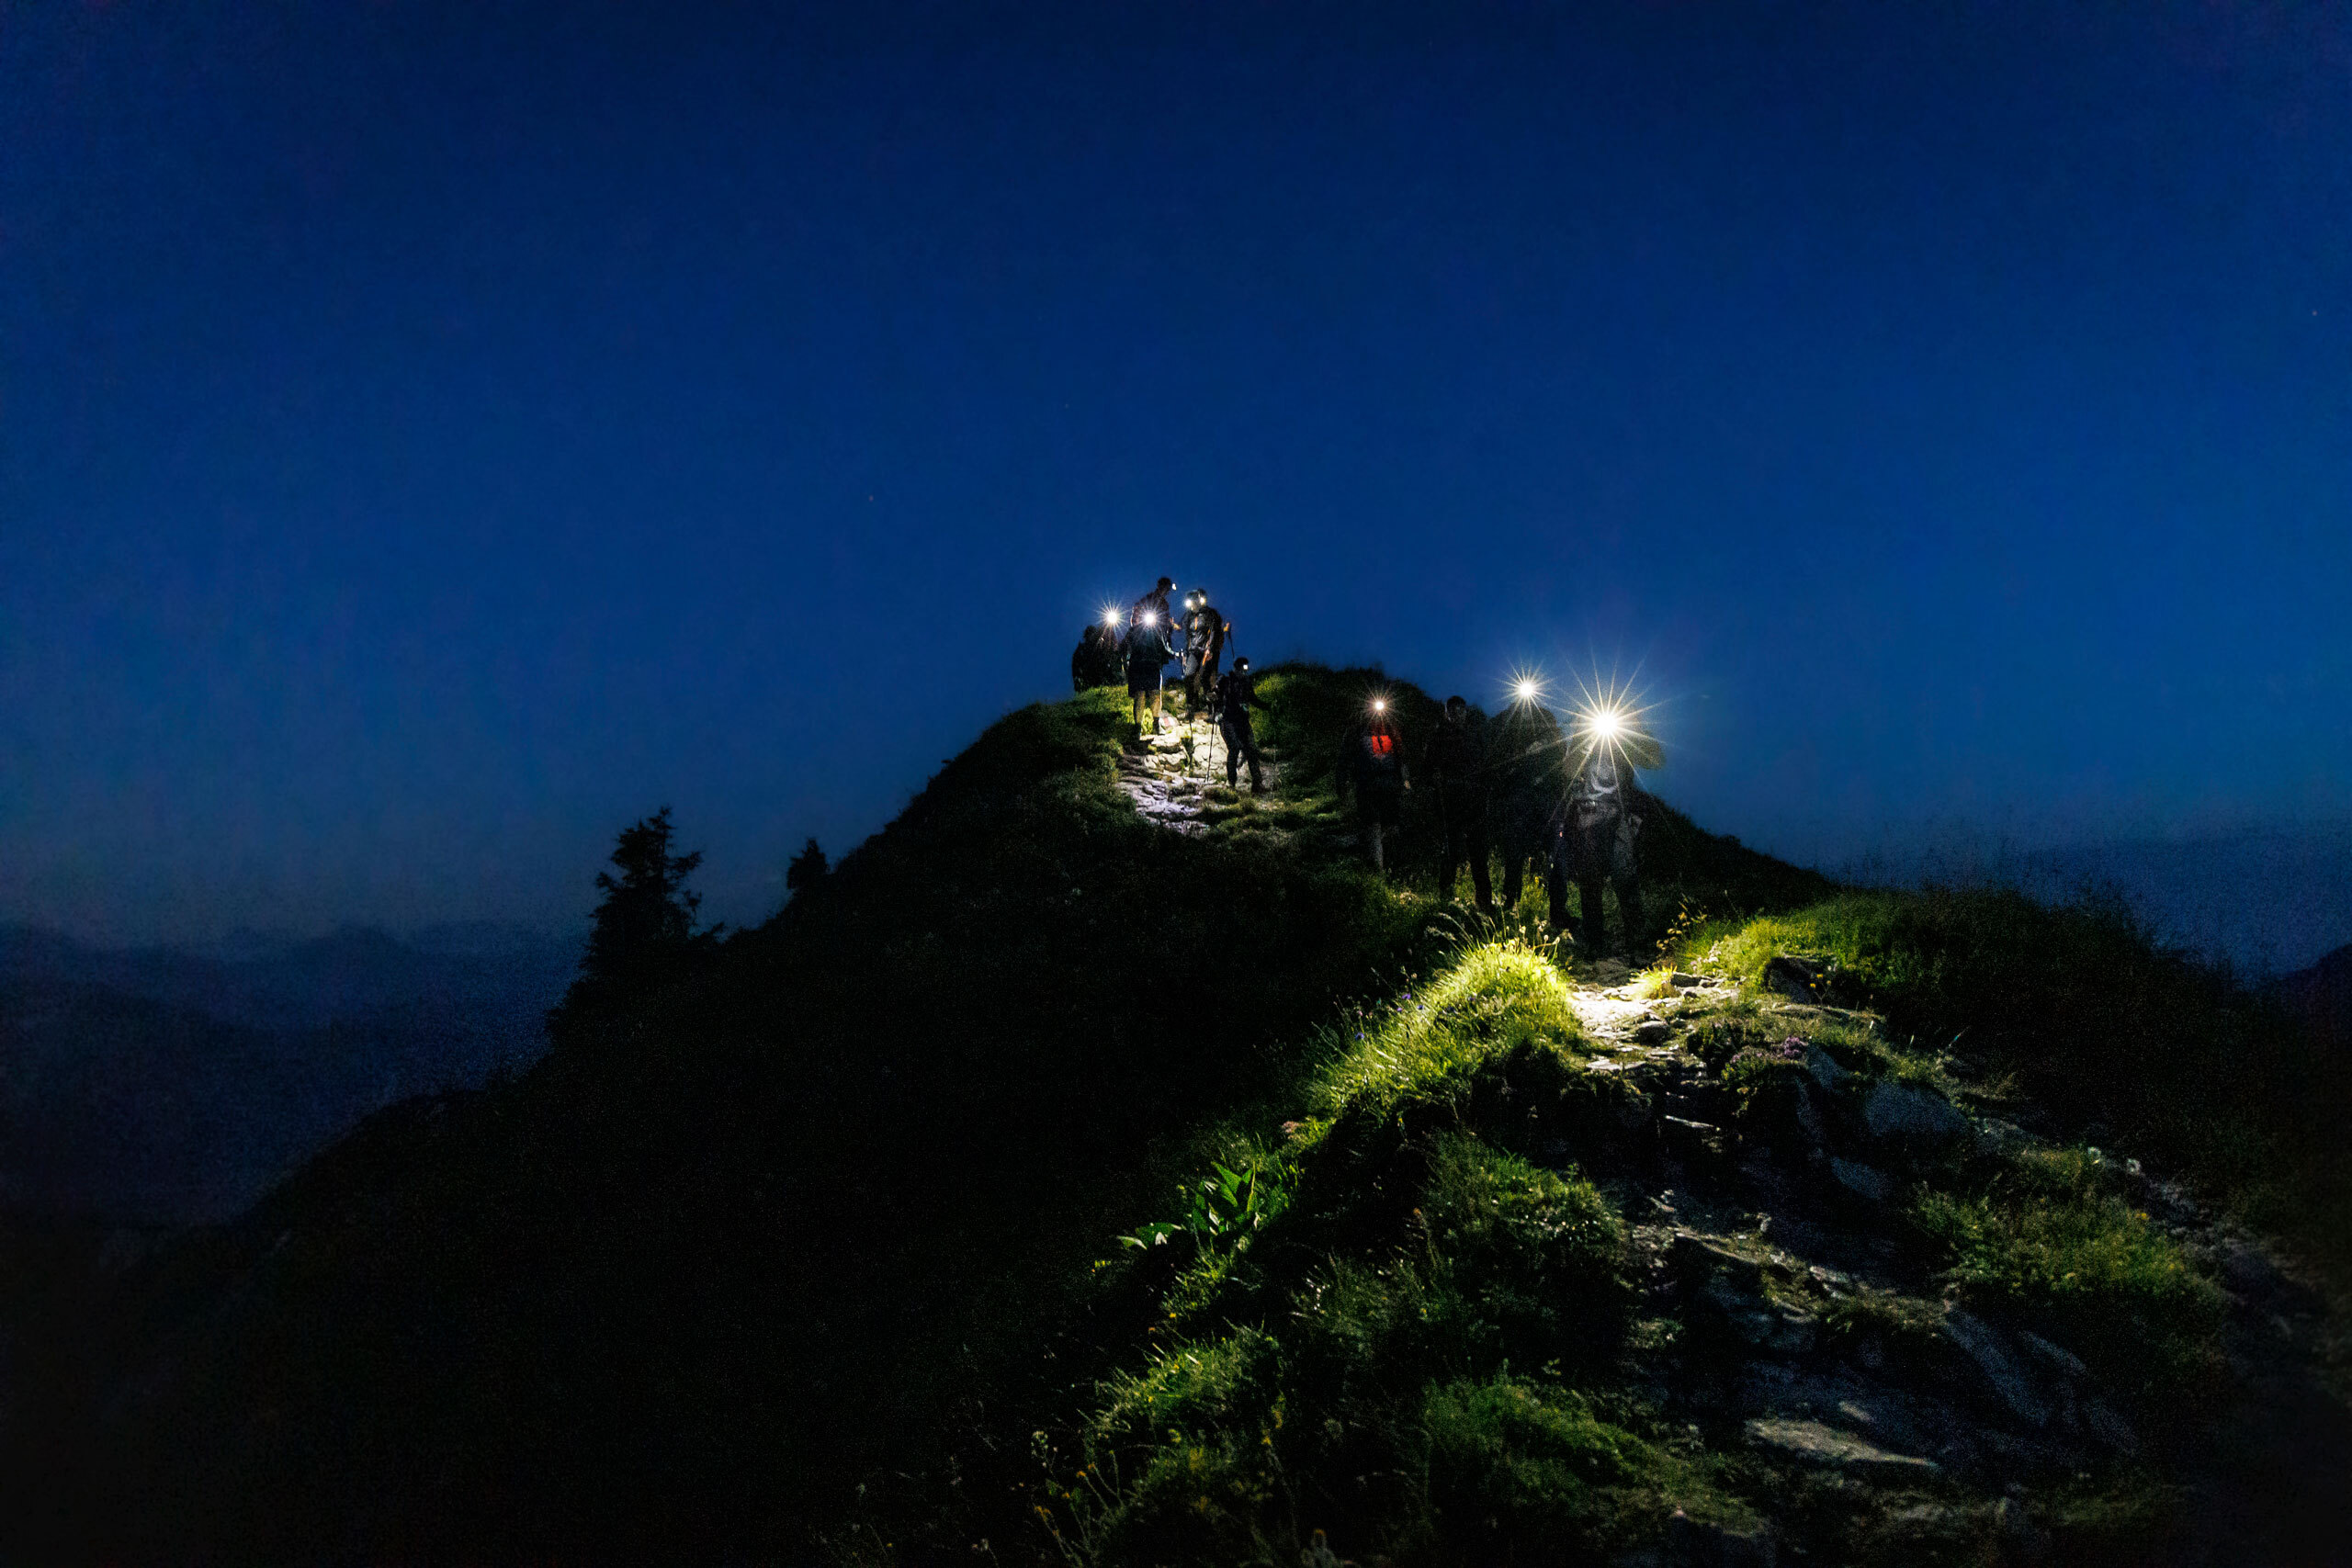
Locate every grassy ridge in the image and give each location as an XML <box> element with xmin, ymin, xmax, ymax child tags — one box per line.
<box><xmin>1012</xmin><ymin>914</ymin><xmax>2270</xmax><ymax>1566</ymax></box>
<box><xmin>23</xmin><ymin>677</ymin><xmax>1466</xmax><ymax>1560</ymax></box>
<box><xmin>1706</xmin><ymin>892</ymin><xmax>2352</xmax><ymax>1282</ymax></box>
<box><xmin>1030</xmin><ymin>945</ymin><xmax>1751</xmax><ymax>1566</ymax></box>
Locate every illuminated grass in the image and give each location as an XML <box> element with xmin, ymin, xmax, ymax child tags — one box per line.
<box><xmin>1050</xmin><ymin>941</ymin><xmax>1736</xmax><ymax>1566</ymax></box>
<box><xmin>1310</xmin><ymin>941</ymin><xmax>1591</xmax><ymax>1122</ymax></box>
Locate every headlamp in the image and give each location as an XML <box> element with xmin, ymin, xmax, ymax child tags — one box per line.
<box><xmin>1514</xmin><ymin>679</ymin><xmax>1539</xmax><ymax>703</ymax></box>
<box><xmin>1588</xmin><ymin>707</ymin><xmax>1623</xmax><ymax>741</ymax></box>
<box><xmin>1369</xmin><ymin>696</ymin><xmax>1387</xmax><ymax>714</ymax></box>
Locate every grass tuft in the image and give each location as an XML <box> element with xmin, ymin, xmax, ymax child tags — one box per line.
<box><xmin>1912</xmin><ymin>1147</ymin><xmax>2224</xmax><ymax>1399</ymax></box>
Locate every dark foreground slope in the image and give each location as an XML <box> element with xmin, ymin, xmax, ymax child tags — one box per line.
<box><xmin>5</xmin><ymin>685</ymin><xmax>1358</xmax><ymax>1558</ymax></box>
<box><xmin>2279</xmin><ymin>941</ymin><xmax>2352</xmax><ymax>1054</ymax></box>
<box><xmin>8</xmin><ymin>670</ymin><xmax>1819</xmax><ymax>1562</ymax></box>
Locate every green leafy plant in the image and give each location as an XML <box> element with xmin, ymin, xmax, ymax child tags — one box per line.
<box><xmin>1122</xmin><ymin>1153</ymin><xmax>1294</xmax><ymax>1254</ymax></box>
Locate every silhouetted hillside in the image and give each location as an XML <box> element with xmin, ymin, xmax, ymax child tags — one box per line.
<box><xmin>0</xmin><ymin>925</ymin><xmax>572</xmax><ymax>1223</ymax></box>
<box><xmin>2279</xmin><ymin>942</ymin><xmax>2352</xmax><ymax>1054</ymax></box>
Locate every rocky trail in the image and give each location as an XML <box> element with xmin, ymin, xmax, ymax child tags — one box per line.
<box><xmin>1113</xmin><ymin>706</ymin><xmax>1283</xmax><ymax>836</ymax></box>
<box><xmin>1102</xmin><ymin>707</ymin><xmax>2350</xmax><ymax>1562</ymax></box>
<box><xmin>1572</xmin><ymin>969</ymin><xmax>2352</xmax><ymax>1565</ymax></box>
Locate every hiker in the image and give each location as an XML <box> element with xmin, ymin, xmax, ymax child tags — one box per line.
<box><xmin>1128</xmin><ymin>576</ymin><xmax>1175</xmax><ymax>634</ymax></box>
<box><xmin>1489</xmin><ymin>695</ymin><xmax>1569</xmax><ymax>925</ymax></box>
<box><xmin>1124</xmin><ymin>602</ymin><xmax>1176</xmax><ymax>739</ymax></box>
<box><xmin>1335</xmin><ymin>696</ymin><xmax>1410</xmax><ymax>873</ymax></box>
<box><xmin>1072</xmin><ymin>624</ymin><xmax>1113</xmax><ymax>692</ymax></box>
<box><xmin>1215</xmin><ymin>656</ymin><xmax>1269</xmax><ymax>793</ymax></box>
<box><xmin>1420</xmin><ymin>695</ymin><xmax>1494</xmax><ymax>912</ymax></box>
<box><xmin>1558</xmin><ymin>714</ymin><xmax>1665</xmax><ymax>954</ymax></box>
<box><xmin>1180</xmin><ymin>587</ymin><xmax>1229</xmax><ymax>716</ymax></box>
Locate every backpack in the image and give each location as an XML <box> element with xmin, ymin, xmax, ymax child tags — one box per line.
<box><xmin>1125</xmin><ymin>622</ymin><xmax>1169</xmax><ymax>670</ymax></box>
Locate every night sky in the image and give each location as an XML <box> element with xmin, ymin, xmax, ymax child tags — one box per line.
<box><xmin>5</xmin><ymin>2</ymin><xmax>2347</xmax><ymax>948</ymax></box>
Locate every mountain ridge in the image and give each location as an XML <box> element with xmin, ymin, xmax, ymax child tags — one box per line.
<box><xmin>5</xmin><ymin>669</ymin><xmax>2344</xmax><ymax>1564</ymax></box>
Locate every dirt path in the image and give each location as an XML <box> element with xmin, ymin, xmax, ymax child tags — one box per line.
<box><xmin>1113</xmin><ymin>708</ymin><xmax>1280</xmax><ymax>836</ymax></box>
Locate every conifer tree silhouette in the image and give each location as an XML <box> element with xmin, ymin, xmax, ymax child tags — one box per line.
<box><xmin>550</xmin><ymin>806</ymin><xmax>708</xmax><ymax>1041</ymax></box>
<box><xmin>785</xmin><ymin>837</ymin><xmax>828</xmax><ymax>894</ymax></box>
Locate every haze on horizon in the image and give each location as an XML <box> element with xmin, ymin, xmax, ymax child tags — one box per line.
<box><xmin>4</xmin><ymin>2</ymin><xmax>2347</xmax><ymax>953</ymax></box>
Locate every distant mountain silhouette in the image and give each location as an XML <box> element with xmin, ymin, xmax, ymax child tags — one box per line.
<box><xmin>2279</xmin><ymin>942</ymin><xmax>2352</xmax><ymax>1053</ymax></box>
<box><xmin>0</xmin><ymin>924</ymin><xmax>576</xmax><ymax>1224</ymax></box>
<box><xmin>1841</xmin><ymin>824</ymin><xmax>2352</xmax><ymax>976</ymax></box>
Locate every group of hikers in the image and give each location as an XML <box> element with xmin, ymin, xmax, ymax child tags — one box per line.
<box><xmin>1070</xmin><ymin>578</ymin><xmax>1664</xmax><ymax>954</ymax></box>
<box><xmin>1341</xmin><ymin>690</ymin><xmax>1664</xmax><ymax>954</ymax></box>
<box><xmin>1072</xmin><ymin>575</ymin><xmax>1269</xmax><ymax>793</ymax></box>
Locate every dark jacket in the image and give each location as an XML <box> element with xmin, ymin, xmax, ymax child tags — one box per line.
<box><xmin>1182</xmin><ymin>604</ymin><xmax>1227</xmax><ymax>665</ymax></box>
<box><xmin>1337</xmin><ymin>718</ymin><xmax>1408</xmax><ymax>795</ymax></box>
<box><xmin>1419</xmin><ymin>714</ymin><xmax>1487</xmax><ymax>803</ymax></box>
<box><xmin>1124</xmin><ymin>619</ymin><xmax>1174</xmax><ymax>673</ymax></box>
<box><xmin>1487</xmin><ymin>703</ymin><xmax>1565</xmax><ymax>804</ymax></box>
<box><xmin>1216</xmin><ymin>669</ymin><xmax>1267</xmax><ymax>728</ymax></box>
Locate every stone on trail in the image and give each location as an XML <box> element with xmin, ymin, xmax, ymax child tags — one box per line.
<box><xmin>1831</xmin><ymin>1157</ymin><xmax>1894</xmax><ymax>1204</ymax></box>
<box><xmin>1862</xmin><ymin>1081</ymin><xmax>1970</xmax><ymax>1151</ymax></box>
<box><xmin>1792</xmin><ymin>1079</ymin><xmax>1830</xmax><ymax>1146</ymax></box>
<box><xmin>1663</xmin><ymin>1506</ymin><xmax>1777</xmax><ymax>1567</ymax></box>
<box><xmin>1669</xmin><ymin>970</ymin><xmax>1702</xmax><ymax>988</ymax></box>
<box><xmin>1744</xmin><ymin>1417</ymin><xmax>1942</xmax><ymax>1481</ymax></box>
<box><xmin>1670</xmin><ymin>1231</ymin><xmax>1766</xmax><ymax>1292</ymax></box>
<box><xmin>2017</xmin><ymin>1330</ymin><xmax>2089</xmax><ymax>1382</ymax></box>
<box><xmin>1761</xmin><ymin>955</ymin><xmax>1828</xmax><ymax>1000</ymax></box>
<box><xmin>1973</xmin><ymin>1118</ymin><xmax>2031</xmax><ymax>1157</ymax></box>
<box><xmin>2082</xmin><ymin>1396</ymin><xmax>2140</xmax><ymax>1455</ymax></box>
<box><xmin>1940</xmin><ymin>1308</ymin><xmax>2052</xmax><ymax>1427</ymax></box>
<box><xmin>1803</xmin><ymin>1044</ymin><xmax>1849</xmax><ymax>1090</ymax></box>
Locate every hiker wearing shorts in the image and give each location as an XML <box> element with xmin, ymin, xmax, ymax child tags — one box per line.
<box><xmin>1124</xmin><ymin>602</ymin><xmax>1176</xmax><ymax>740</ymax></box>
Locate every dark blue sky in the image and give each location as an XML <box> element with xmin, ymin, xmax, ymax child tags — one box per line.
<box><xmin>5</xmin><ymin>1</ymin><xmax>2347</xmax><ymax>946</ymax></box>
